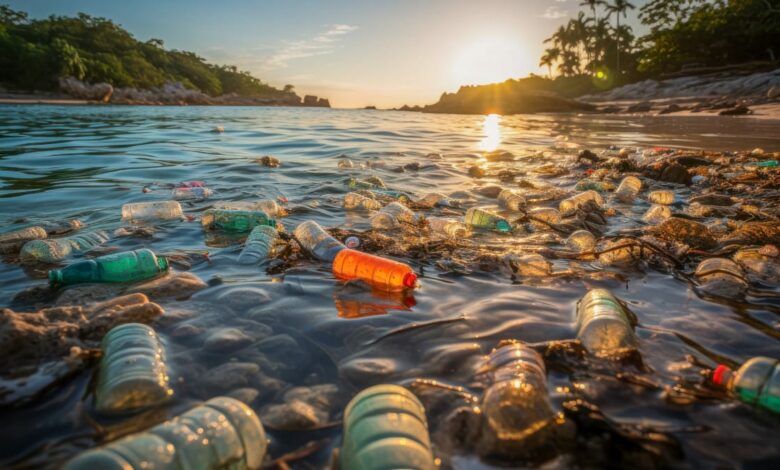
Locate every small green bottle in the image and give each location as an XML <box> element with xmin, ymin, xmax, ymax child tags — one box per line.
<box><xmin>48</xmin><ymin>249</ymin><xmax>169</xmax><ymax>288</ymax></box>
<box><xmin>711</xmin><ymin>357</ymin><xmax>780</xmax><ymax>414</ymax></box>
<box><xmin>201</xmin><ymin>209</ymin><xmax>277</xmax><ymax>232</ymax></box>
<box><xmin>464</xmin><ymin>207</ymin><xmax>511</xmax><ymax>232</ymax></box>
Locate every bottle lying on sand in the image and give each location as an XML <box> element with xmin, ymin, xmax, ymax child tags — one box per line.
<box><xmin>238</xmin><ymin>225</ymin><xmax>278</xmax><ymax>264</ymax></box>
<box><xmin>21</xmin><ymin>231</ymin><xmax>109</xmax><ymax>263</ymax></box>
<box><xmin>497</xmin><ymin>189</ymin><xmax>526</xmax><ymax>212</ymax></box>
<box><xmin>575</xmin><ymin>289</ymin><xmax>638</xmax><ymax>356</ymax></box>
<box><xmin>201</xmin><ymin>209</ymin><xmax>276</xmax><ymax>232</ymax></box>
<box><xmin>48</xmin><ymin>249</ymin><xmax>169</xmax><ymax>288</ymax></box>
<box><xmin>64</xmin><ymin>397</ymin><xmax>267</xmax><ymax>470</ymax></box>
<box><xmin>559</xmin><ymin>190</ymin><xmax>604</xmax><ymax>215</ymax></box>
<box><xmin>344</xmin><ymin>192</ymin><xmax>382</xmax><ymax>210</ymax></box>
<box><xmin>370</xmin><ymin>202</ymin><xmax>418</xmax><ymax>229</ymax></box>
<box><xmin>427</xmin><ymin>217</ymin><xmax>469</xmax><ymax>238</ymax></box>
<box><xmin>464</xmin><ymin>207</ymin><xmax>511</xmax><ymax>232</ymax></box>
<box><xmin>121</xmin><ymin>201</ymin><xmax>183</xmax><ymax>222</ymax></box>
<box><xmin>293</xmin><ymin>220</ymin><xmax>345</xmax><ymax>262</ymax></box>
<box><xmin>614</xmin><ymin>176</ymin><xmax>642</xmax><ymax>202</ymax></box>
<box><xmin>340</xmin><ymin>384</ymin><xmax>435</xmax><ymax>470</ymax></box>
<box><xmin>333</xmin><ymin>248</ymin><xmax>417</xmax><ymax>292</ymax></box>
<box><xmin>711</xmin><ymin>357</ymin><xmax>780</xmax><ymax>414</ymax></box>
<box><xmin>95</xmin><ymin>323</ymin><xmax>172</xmax><ymax>413</ymax></box>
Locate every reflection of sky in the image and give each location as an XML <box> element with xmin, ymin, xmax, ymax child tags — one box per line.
<box><xmin>479</xmin><ymin>114</ymin><xmax>501</xmax><ymax>152</ymax></box>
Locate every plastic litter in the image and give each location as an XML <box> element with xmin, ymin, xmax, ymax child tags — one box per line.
<box><xmin>344</xmin><ymin>192</ymin><xmax>382</xmax><ymax>211</ymax></box>
<box><xmin>121</xmin><ymin>201</ymin><xmax>183</xmax><ymax>222</ymax></box>
<box><xmin>238</xmin><ymin>225</ymin><xmax>278</xmax><ymax>264</ymax></box>
<box><xmin>711</xmin><ymin>357</ymin><xmax>780</xmax><ymax>414</ymax></box>
<box><xmin>201</xmin><ymin>209</ymin><xmax>276</xmax><ymax>232</ymax></box>
<box><xmin>576</xmin><ymin>289</ymin><xmax>638</xmax><ymax>356</ymax></box>
<box><xmin>464</xmin><ymin>207</ymin><xmax>511</xmax><ymax>232</ymax></box>
<box><xmin>293</xmin><ymin>220</ymin><xmax>346</xmax><ymax>262</ymax></box>
<box><xmin>370</xmin><ymin>202</ymin><xmax>418</xmax><ymax>229</ymax></box>
<box><xmin>614</xmin><ymin>176</ymin><xmax>642</xmax><ymax>202</ymax></box>
<box><xmin>48</xmin><ymin>248</ymin><xmax>169</xmax><ymax>287</ymax></box>
<box><xmin>332</xmin><ymin>248</ymin><xmax>417</xmax><ymax>292</ymax></box>
<box><xmin>21</xmin><ymin>231</ymin><xmax>109</xmax><ymax>263</ymax></box>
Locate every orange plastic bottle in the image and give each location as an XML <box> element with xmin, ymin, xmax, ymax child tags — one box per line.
<box><xmin>332</xmin><ymin>249</ymin><xmax>417</xmax><ymax>292</ymax></box>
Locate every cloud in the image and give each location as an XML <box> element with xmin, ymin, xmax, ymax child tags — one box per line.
<box><xmin>261</xmin><ymin>24</ymin><xmax>357</xmax><ymax>70</ymax></box>
<box><xmin>541</xmin><ymin>6</ymin><xmax>569</xmax><ymax>19</ymax></box>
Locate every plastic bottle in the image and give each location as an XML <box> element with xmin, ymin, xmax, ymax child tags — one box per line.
<box><xmin>642</xmin><ymin>205</ymin><xmax>671</xmax><ymax>224</ymax></box>
<box><xmin>733</xmin><ymin>247</ymin><xmax>780</xmax><ymax>284</ymax></box>
<box><xmin>63</xmin><ymin>396</ymin><xmax>267</xmax><ymax>470</ymax></box>
<box><xmin>347</xmin><ymin>177</ymin><xmax>385</xmax><ymax>190</ymax></box>
<box><xmin>575</xmin><ymin>289</ymin><xmax>638</xmax><ymax>356</ymax></box>
<box><xmin>574</xmin><ymin>179</ymin><xmax>614</xmax><ymax>192</ymax></box>
<box><xmin>480</xmin><ymin>343</ymin><xmax>555</xmax><ymax>442</ymax></box>
<box><xmin>0</xmin><ymin>226</ymin><xmax>47</xmax><ymax>245</ymax></box>
<box><xmin>614</xmin><ymin>176</ymin><xmax>642</xmax><ymax>202</ymax></box>
<box><xmin>416</xmin><ymin>192</ymin><xmax>454</xmax><ymax>208</ymax></box>
<box><xmin>504</xmin><ymin>254</ymin><xmax>551</xmax><ymax>277</ymax></box>
<box><xmin>121</xmin><ymin>201</ymin><xmax>184</xmax><ymax>222</ymax></box>
<box><xmin>332</xmin><ymin>249</ymin><xmax>417</xmax><ymax>292</ymax></box>
<box><xmin>21</xmin><ymin>231</ymin><xmax>109</xmax><ymax>263</ymax></box>
<box><xmin>646</xmin><ymin>190</ymin><xmax>675</xmax><ymax>205</ymax></box>
<box><xmin>464</xmin><ymin>207</ymin><xmax>511</xmax><ymax>232</ymax></box>
<box><xmin>216</xmin><ymin>199</ymin><xmax>282</xmax><ymax>217</ymax></box>
<box><xmin>201</xmin><ymin>209</ymin><xmax>276</xmax><ymax>232</ymax></box>
<box><xmin>49</xmin><ymin>249</ymin><xmax>169</xmax><ymax>288</ymax></box>
<box><xmin>559</xmin><ymin>190</ymin><xmax>604</xmax><ymax>215</ymax></box>
<box><xmin>694</xmin><ymin>258</ymin><xmax>748</xmax><ymax>297</ymax></box>
<box><xmin>597</xmin><ymin>239</ymin><xmax>643</xmax><ymax>266</ymax></box>
<box><xmin>711</xmin><ymin>357</ymin><xmax>780</xmax><ymax>414</ymax></box>
<box><xmin>95</xmin><ymin>323</ymin><xmax>172</xmax><ymax>413</ymax></box>
<box><xmin>293</xmin><ymin>220</ymin><xmax>346</xmax><ymax>262</ymax></box>
<box><xmin>238</xmin><ymin>225</ymin><xmax>278</xmax><ymax>264</ymax></box>
<box><xmin>41</xmin><ymin>219</ymin><xmax>84</xmax><ymax>235</ymax></box>
<box><xmin>370</xmin><ymin>202</ymin><xmax>418</xmax><ymax>229</ymax></box>
<box><xmin>427</xmin><ymin>217</ymin><xmax>469</xmax><ymax>238</ymax></box>
<box><xmin>172</xmin><ymin>186</ymin><xmax>212</xmax><ymax>200</ymax></box>
<box><xmin>340</xmin><ymin>384</ymin><xmax>435</xmax><ymax>470</ymax></box>
<box><xmin>344</xmin><ymin>192</ymin><xmax>382</xmax><ymax>210</ymax></box>
<box><xmin>497</xmin><ymin>189</ymin><xmax>526</xmax><ymax>212</ymax></box>
<box><xmin>527</xmin><ymin>207</ymin><xmax>561</xmax><ymax>230</ymax></box>
<box><xmin>565</xmin><ymin>230</ymin><xmax>596</xmax><ymax>252</ymax></box>
<box><xmin>338</xmin><ymin>159</ymin><xmax>354</xmax><ymax>169</ymax></box>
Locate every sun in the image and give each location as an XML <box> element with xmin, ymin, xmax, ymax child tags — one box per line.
<box><xmin>451</xmin><ymin>36</ymin><xmax>529</xmax><ymax>87</ymax></box>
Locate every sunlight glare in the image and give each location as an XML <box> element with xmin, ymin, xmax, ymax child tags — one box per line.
<box><xmin>479</xmin><ymin>114</ymin><xmax>501</xmax><ymax>152</ymax></box>
<box><xmin>451</xmin><ymin>37</ymin><xmax>528</xmax><ymax>87</ymax></box>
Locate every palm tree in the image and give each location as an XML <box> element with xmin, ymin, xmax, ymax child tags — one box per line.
<box><xmin>539</xmin><ymin>47</ymin><xmax>561</xmax><ymax>78</ymax></box>
<box><xmin>604</xmin><ymin>0</ymin><xmax>635</xmax><ymax>77</ymax></box>
<box><xmin>580</xmin><ymin>0</ymin><xmax>604</xmax><ymax>22</ymax></box>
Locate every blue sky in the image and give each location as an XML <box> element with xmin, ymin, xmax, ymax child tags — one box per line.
<box><xmin>8</xmin><ymin>0</ymin><xmax>649</xmax><ymax>107</ymax></box>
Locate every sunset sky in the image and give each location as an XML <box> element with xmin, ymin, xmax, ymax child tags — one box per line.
<box><xmin>11</xmin><ymin>0</ymin><xmax>648</xmax><ymax>108</ymax></box>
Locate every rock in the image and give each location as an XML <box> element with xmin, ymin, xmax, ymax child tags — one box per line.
<box><xmin>768</xmin><ymin>85</ymin><xmax>780</xmax><ymax>100</ymax></box>
<box><xmin>257</xmin><ymin>155</ymin><xmax>280</xmax><ymax>168</ymax></box>
<box><xmin>58</xmin><ymin>77</ymin><xmax>113</xmax><ymax>102</ymax></box>
<box><xmin>129</xmin><ymin>272</ymin><xmax>207</xmax><ymax>300</ymax></box>
<box><xmin>262</xmin><ymin>399</ymin><xmax>324</xmax><ymax>430</ymax></box>
<box><xmin>658</xmin><ymin>104</ymin><xmax>682</xmax><ymax>115</ymax></box>
<box><xmin>483</xmin><ymin>150</ymin><xmax>514</xmax><ymax>162</ymax></box>
<box><xmin>316</xmin><ymin>98</ymin><xmax>330</xmax><ymax>107</ymax></box>
<box><xmin>468</xmin><ymin>165</ymin><xmax>485</xmax><ymax>178</ymax></box>
<box><xmin>339</xmin><ymin>357</ymin><xmax>399</xmax><ymax>386</ymax></box>
<box><xmin>227</xmin><ymin>387</ymin><xmax>261</xmax><ymax>405</ymax></box>
<box><xmin>203</xmin><ymin>328</ymin><xmax>253</xmax><ymax>352</ymax></box>
<box><xmin>721</xmin><ymin>221</ymin><xmax>780</xmax><ymax>246</ymax></box>
<box><xmin>170</xmin><ymin>323</ymin><xmax>206</xmax><ymax>339</ymax></box>
<box><xmin>254</xmin><ymin>334</ymin><xmax>310</xmax><ymax>380</ymax></box>
<box><xmin>56</xmin><ymin>284</ymin><xmax>124</xmax><ymax>305</ymax></box>
<box><xmin>421</xmin><ymin>88</ymin><xmax>595</xmax><ymax>115</ymax></box>
<box><xmin>659</xmin><ymin>163</ymin><xmax>692</xmax><ymax>185</ymax></box>
<box><xmin>303</xmin><ymin>95</ymin><xmax>319</xmax><ymax>106</ymax></box>
<box><xmin>627</xmin><ymin>101</ymin><xmax>653</xmax><ymax>113</ymax></box>
<box><xmin>472</xmin><ymin>185</ymin><xmax>503</xmax><ymax>198</ymax></box>
<box><xmin>689</xmin><ymin>194</ymin><xmax>734</xmax><ymax>206</ymax></box>
<box><xmin>650</xmin><ymin>217</ymin><xmax>716</xmax><ymax>249</ymax></box>
<box><xmin>673</xmin><ymin>155</ymin><xmax>711</xmax><ymax>167</ymax></box>
<box><xmin>202</xmin><ymin>362</ymin><xmax>261</xmax><ymax>392</ymax></box>
<box><xmin>578</xmin><ymin>149</ymin><xmax>601</xmax><ymax>163</ymax></box>
<box><xmin>719</xmin><ymin>105</ymin><xmax>752</xmax><ymax>116</ymax></box>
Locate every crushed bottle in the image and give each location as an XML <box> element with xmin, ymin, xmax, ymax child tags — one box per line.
<box><xmin>576</xmin><ymin>289</ymin><xmax>638</xmax><ymax>356</ymax></box>
<box><xmin>64</xmin><ymin>396</ymin><xmax>267</xmax><ymax>470</ymax></box>
<box><xmin>238</xmin><ymin>225</ymin><xmax>278</xmax><ymax>264</ymax></box>
<box><xmin>370</xmin><ymin>202</ymin><xmax>418</xmax><ymax>229</ymax></box>
<box><xmin>647</xmin><ymin>190</ymin><xmax>675</xmax><ymax>205</ymax></box>
<box><xmin>172</xmin><ymin>186</ymin><xmax>212</xmax><ymax>200</ymax></box>
<box><xmin>95</xmin><ymin>323</ymin><xmax>172</xmax><ymax>413</ymax></box>
<box><xmin>344</xmin><ymin>192</ymin><xmax>382</xmax><ymax>210</ymax></box>
<box><xmin>642</xmin><ymin>204</ymin><xmax>672</xmax><ymax>224</ymax></box>
<box><xmin>121</xmin><ymin>201</ymin><xmax>184</xmax><ymax>222</ymax></box>
<box><xmin>332</xmin><ymin>248</ymin><xmax>417</xmax><ymax>292</ymax></box>
<box><xmin>201</xmin><ymin>209</ymin><xmax>276</xmax><ymax>232</ymax></box>
<box><xmin>340</xmin><ymin>384</ymin><xmax>435</xmax><ymax>470</ymax></box>
<box><xmin>614</xmin><ymin>176</ymin><xmax>642</xmax><ymax>202</ymax></box>
<box><xmin>464</xmin><ymin>207</ymin><xmax>511</xmax><ymax>232</ymax></box>
<box><xmin>694</xmin><ymin>258</ymin><xmax>748</xmax><ymax>297</ymax></box>
<box><xmin>711</xmin><ymin>357</ymin><xmax>780</xmax><ymax>414</ymax></box>
<box><xmin>49</xmin><ymin>248</ymin><xmax>169</xmax><ymax>288</ymax></box>
<box><xmin>427</xmin><ymin>216</ymin><xmax>469</xmax><ymax>238</ymax></box>
<box><xmin>497</xmin><ymin>189</ymin><xmax>526</xmax><ymax>212</ymax></box>
<box><xmin>565</xmin><ymin>230</ymin><xmax>596</xmax><ymax>252</ymax></box>
<box><xmin>559</xmin><ymin>190</ymin><xmax>604</xmax><ymax>215</ymax></box>
<box><xmin>21</xmin><ymin>231</ymin><xmax>109</xmax><ymax>263</ymax></box>
<box><xmin>293</xmin><ymin>220</ymin><xmax>346</xmax><ymax>262</ymax></box>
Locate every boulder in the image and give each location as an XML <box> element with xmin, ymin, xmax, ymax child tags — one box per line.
<box><xmin>58</xmin><ymin>77</ymin><xmax>113</xmax><ymax>102</ymax></box>
<box><xmin>767</xmin><ymin>85</ymin><xmax>780</xmax><ymax>100</ymax></box>
<box><xmin>303</xmin><ymin>95</ymin><xmax>319</xmax><ymax>106</ymax></box>
<box><xmin>627</xmin><ymin>101</ymin><xmax>653</xmax><ymax>113</ymax></box>
<box><xmin>316</xmin><ymin>98</ymin><xmax>330</xmax><ymax>107</ymax></box>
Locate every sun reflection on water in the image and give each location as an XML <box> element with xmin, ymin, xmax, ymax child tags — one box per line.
<box><xmin>479</xmin><ymin>113</ymin><xmax>501</xmax><ymax>152</ymax></box>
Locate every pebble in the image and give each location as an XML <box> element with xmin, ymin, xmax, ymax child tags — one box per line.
<box><xmin>203</xmin><ymin>328</ymin><xmax>254</xmax><ymax>352</ymax></box>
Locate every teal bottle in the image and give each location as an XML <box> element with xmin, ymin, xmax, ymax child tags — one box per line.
<box><xmin>48</xmin><ymin>249</ymin><xmax>169</xmax><ymax>288</ymax></box>
<box><xmin>712</xmin><ymin>357</ymin><xmax>780</xmax><ymax>414</ymax></box>
<box><xmin>464</xmin><ymin>207</ymin><xmax>511</xmax><ymax>232</ymax></box>
<box><xmin>201</xmin><ymin>209</ymin><xmax>276</xmax><ymax>232</ymax></box>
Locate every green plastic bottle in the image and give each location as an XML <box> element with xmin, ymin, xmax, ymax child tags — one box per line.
<box><xmin>711</xmin><ymin>357</ymin><xmax>780</xmax><ymax>414</ymax></box>
<box><xmin>341</xmin><ymin>384</ymin><xmax>435</xmax><ymax>470</ymax></box>
<box><xmin>201</xmin><ymin>209</ymin><xmax>276</xmax><ymax>232</ymax></box>
<box><xmin>464</xmin><ymin>207</ymin><xmax>511</xmax><ymax>232</ymax></box>
<box><xmin>48</xmin><ymin>249</ymin><xmax>169</xmax><ymax>288</ymax></box>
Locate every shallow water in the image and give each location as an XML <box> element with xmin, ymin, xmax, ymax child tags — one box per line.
<box><xmin>1</xmin><ymin>105</ymin><xmax>780</xmax><ymax>468</ymax></box>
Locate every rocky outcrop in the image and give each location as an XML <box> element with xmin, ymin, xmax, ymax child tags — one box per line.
<box><xmin>303</xmin><ymin>95</ymin><xmax>331</xmax><ymax>107</ymax></box>
<box><xmin>58</xmin><ymin>77</ymin><xmax>113</xmax><ymax>102</ymax></box>
<box><xmin>420</xmin><ymin>85</ymin><xmax>595</xmax><ymax>115</ymax></box>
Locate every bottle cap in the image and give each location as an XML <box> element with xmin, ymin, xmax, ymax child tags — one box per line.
<box><xmin>345</xmin><ymin>236</ymin><xmax>361</xmax><ymax>249</ymax></box>
<box><xmin>496</xmin><ymin>220</ymin><xmax>512</xmax><ymax>232</ymax></box>
<box><xmin>402</xmin><ymin>272</ymin><xmax>417</xmax><ymax>289</ymax></box>
<box><xmin>711</xmin><ymin>364</ymin><xmax>732</xmax><ymax>387</ymax></box>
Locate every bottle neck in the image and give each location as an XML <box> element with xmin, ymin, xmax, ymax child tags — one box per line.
<box><xmin>711</xmin><ymin>364</ymin><xmax>734</xmax><ymax>389</ymax></box>
<box><xmin>48</xmin><ymin>269</ymin><xmax>63</xmax><ymax>287</ymax></box>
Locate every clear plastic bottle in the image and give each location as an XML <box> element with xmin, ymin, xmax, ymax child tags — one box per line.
<box><xmin>646</xmin><ymin>190</ymin><xmax>675</xmax><ymax>205</ymax></box>
<box><xmin>614</xmin><ymin>176</ymin><xmax>642</xmax><ymax>202</ymax></box>
<box><xmin>416</xmin><ymin>192</ymin><xmax>454</xmax><ymax>208</ymax></box>
<box><xmin>694</xmin><ymin>258</ymin><xmax>748</xmax><ymax>296</ymax></box>
<box><xmin>497</xmin><ymin>189</ymin><xmax>526</xmax><ymax>212</ymax></box>
<box><xmin>504</xmin><ymin>253</ymin><xmax>551</xmax><ymax>277</ymax></box>
<box><xmin>642</xmin><ymin>204</ymin><xmax>672</xmax><ymax>224</ymax></box>
<box><xmin>344</xmin><ymin>192</ymin><xmax>382</xmax><ymax>210</ymax></box>
<box><xmin>172</xmin><ymin>186</ymin><xmax>212</xmax><ymax>200</ymax></box>
<box><xmin>575</xmin><ymin>289</ymin><xmax>638</xmax><ymax>356</ymax></box>
<box><xmin>733</xmin><ymin>247</ymin><xmax>780</xmax><ymax>284</ymax></box>
<box><xmin>559</xmin><ymin>190</ymin><xmax>604</xmax><ymax>215</ymax></box>
<box><xmin>528</xmin><ymin>207</ymin><xmax>561</xmax><ymax>230</ymax></box>
<box><xmin>201</xmin><ymin>209</ymin><xmax>276</xmax><ymax>232</ymax></box>
<box><xmin>370</xmin><ymin>202</ymin><xmax>418</xmax><ymax>229</ymax></box>
<box><xmin>566</xmin><ymin>230</ymin><xmax>596</xmax><ymax>252</ymax></box>
<box><xmin>0</xmin><ymin>226</ymin><xmax>47</xmax><ymax>245</ymax></box>
<box><xmin>340</xmin><ymin>384</ymin><xmax>435</xmax><ymax>470</ymax></box>
<box><xmin>95</xmin><ymin>323</ymin><xmax>172</xmax><ymax>413</ymax></box>
<box><xmin>216</xmin><ymin>199</ymin><xmax>282</xmax><ymax>217</ymax></box>
<box><xmin>238</xmin><ymin>225</ymin><xmax>278</xmax><ymax>264</ymax></box>
<box><xmin>21</xmin><ymin>231</ymin><xmax>109</xmax><ymax>263</ymax></box>
<box><xmin>711</xmin><ymin>357</ymin><xmax>780</xmax><ymax>414</ymax></box>
<box><xmin>597</xmin><ymin>239</ymin><xmax>643</xmax><ymax>266</ymax></box>
<box><xmin>427</xmin><ymin>216</ymin><xmax>469</xmax><ymax>238</ymax></box>
<box><xmin>574</xmin><ymin>179</ymin><xmax>614</xmax><ymax>192</ymax></box>
<box><xmin>49</xmin><ymin>249</ymin><xmax>169</xmax><ymax>288</ymax></box>
<box><xmin>63</xmin><ymin>397</ymin><xmax>267</xmax><ymax>470</ymax></box>
<box><xmin>121</xmin><ymin>201</ymin><xmax>183</xmax><ymax>222</ymax></box>
<box><xmin>293</xmin><ymin>220</ymin><xmax>346</xmax><ymax>262</ymax></box>
<box><xmin>333</xmin><ymin>249</ymin><xmax>417</xmax><ymax>292</ymax></box>
<box><xmin>464</xmin><ymin>207</ymin><xmax>511</xmax><ymax>232</ymax></box>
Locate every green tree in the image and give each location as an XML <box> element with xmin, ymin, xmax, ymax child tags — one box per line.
<box><xmin>604</xmin><ymin>0</ymin><xmax>636</xmax><ymax>77</ymax></box>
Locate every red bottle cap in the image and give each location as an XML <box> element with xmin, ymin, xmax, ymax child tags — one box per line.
<box><xmin>712</xmin><ymin>364</ymin><xmax>731</xmax><ymax>386</ymax></box>
<box><xmin>402</xmin><ymin>272</ymin><xmax>418</xmax><ymax>289</ymax></box>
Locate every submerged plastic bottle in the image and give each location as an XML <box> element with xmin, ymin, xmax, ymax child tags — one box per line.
<box><xmin>528</xmin><ymin>207</ymin><xmax>562</xmax><ymax>230</ymax></box>
<box><xmin>172</xmin><ymin>186</ymin><xmax>212</xmax><ymax>200</ymax></box>
<box><xmin>0</xmin><ymin>226</ymin><xmax>47</xmax><ymax>245</ymax></box>
<box><xmin>21</xmin><ymin>231</ymin><xmax>109</xmax><ymax>263</ymax></box>
<box><xmin>340</xmin><ymin>384</ymin><xmax>435</xmax><ymax>470</ymax></box>
<box><xmin>64</xmin><ymin>396</ymin><xmax>267</xmax><ymax>470</ymax></box>
<box><xmin>121</xmin><ymin>201</ymin><xmax>184</xmax><ymax>222</ymax></box>
<box><xmin>332</xmin><ymin>249</ymin><xmax>417</xmax><ymax>292</ymax></box>
<box><xmin>497</xmin><ymin>189</ymin><xmax>526</xmax><ymax>212</ymax></box>
<box><xmin>575</xmin><ymin>289</ymin><xmax>638</xmax><ymax>356</ymax></box>
<box><xmin>201</xmin><ymin>209</ymin><xmax>276</xmax><ymax>232</ymax></box>
<box><xmin>370</xmin><ymin>202</ymin><xmax>418</xmax><ymax>229</ymax></box>
<box><xmin>694</xmin><ymin>258</ymin><xmax>748</xmax><ymax>297</ymax></box>
<box><xmin>574</xmin><ymin>179</ymin><xmax>614</xmax><ymax>192</ymax></box>
<box><xmin>565</xmin><ymin>229</ymin><xmax>596</xmax><ymax>252</ymax></box>
<box><xmin>559</xmin><ymin>190</ymin><xmax>604</xmax><ymax>215</ymax></box>
<box><xmin>416</xmin><ymin>192</ymin><xmax>455</xmax><ymax>208</ymax></box>
<box><xmin>642</xmin><ymin>204</ymin><xmax>672</xmax><ymax>224</ymax></box>
<box><xmin>711</xmin><ymin>357</ymin><xmax>780</xmax><ymax>414</ymax></box>
<box><xmin>344</xmin><ymin>192</ymin><xmax>382</xmax><ymax>210</ymax></box>
<box><xmin>597</xmin><ymin>239</ymin><xmax>643</xmax><ymax>266</ymax></box>
<box><xmin>733</xmin><ymin>247</ymin><xmax>780</xmax><ymax>284</ymax></box>
<box><xmin>427</xmin><ymin>216</ymin><xmax>469</xmax><ymax>238</ymax></box>
<box><xmin>614</xmin><ymin>176</ymin><xmax>642</xmax><ymax>202</ymax></box>
<box><xmin>95</xmin><ymin>323</ymin><xmax>172</xmax><ymax>413</ymax></box>
<box><xmin>48</xmin><ymin>249</ymin><xmax>169</xmax><ymax>288</ymax></box>
<box><xmin>647</xmin><ymin>190</ymin><xmax>675</xmax><ymax>205</ymax></box>
<box><xmin>238</xmin><ymin>225</ymin><xmax>278</xmax><ymax>264</ymax></box>
<box><xmin>293</xmin><ymin>220</ymin><xmax>346</xmax><ymax>262</ymax></box>
<box><xmin>216</xmin><ymin>199</ymin><xmax>283</xmax><ymax>217</ymax></box>
<box><xmin>464</xmin><ymin>207</ymin><xmax>511</xmax><ymax>232</ymax></box>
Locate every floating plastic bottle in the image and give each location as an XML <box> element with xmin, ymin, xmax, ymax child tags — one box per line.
<box><xmin>427</xmin><ymin>217</ymin><xmax>469</xmax><ymax>238</ymax></box>
<box><xmin>566</xmin><ymin>230</ymin><xmax>596</xmax><ymax>252</ymax></box>
<box><xmin>121</xmin><ymin>201</ymin><xmax>184</xmax><ymax>222</ymax></box>
<box><xmin>576</xmin><ymin>289</ymin><xmax>638</xmax><ymax>356</ymax></box>
<box><xmin>733</xmin><ymin>247</ymin><xmax>780</xmax><ymax>284</ymax></box>
<box><xmin>49</xmin><ymin>249</ymin><xmax>169</xmax><ymax>288</ymax></box>
<box><xmin>464</xmin><ymin>207</ymin><xmax>511</xmax><ymax>232</ymax></box>
<box><xmin>497</xmin><ymin>189</ymin><xmax>526</xmax><ymax>212</ymax></box>
<box><xmin>0</xmin><ymin>226</ymin><xmax>47</xmax><ymax>245</ymax></box>
<box><xmin>340</xmin><ymin>384</ymin><xmax>435</xmax><ymax>470</ymax></box>
<box><xmin>416</xmin><ymin>192</ymin><xmax>455</xmax><ymax>208</ymax></box>
<box><xmin>647</xmin><ymin>190</ymin><xmax>675</xmax><ymax>205</ymax></box>
<box><xmin>202</xmin><ymin>209</ymin><xmax>276</xmax><ymax>232</ymax></box>
<box><xmin>370</xmin><ymin>202</ymin><xmax>418</xmax><ymax>229</ymax></box>
<box><xmin>480</xmin><ymin>343</ymin><xmax>555</xmax><ymax>443</ymax></box>
<box><xmin>694</xmin><ymin>258</ymin><xmax>748</xmax><ymax>297</ymax></box>
<box><xmin>238</xmin><ymin>225</ymin><xmax>278</xmax><ymax>264</ymax></box>
<box><xmin>711</xmin><ymin>357</ymin><xmax>780</xmax><ymax>414</ymax></box>
<box><xmin>95</xmin><ymin>323</ymin><xmax>172</xmax><ymax>413</ymax></box>
<box><xmin>614</xmin><ymin>176</ymin><xmax>642</xmax><ymax>202</ymax></box>
<box><xmin>347</xmin><ymin>177</ymin><xmax>385</xmax><ymax>190</ymax></box>
<box><xmin>345</xmin><ymin>236</ymin><xmax>361</xmax><ymax>249</ymax></box>
<box><xmin>216</xmin><ymin>199</ymin><xmax>283</xmax><ymax>217</ymax></box>
<box><xmin>574</xmin><ymin>179</ymin><xmax>614</xmax><ymax>192</ymax></box>
<box><xmin>332</xmin><ymin>249</ymin><xmax>417</xmax><ymax>292</ymax></box>
<box><xmin>338</xmin><ymin>159</ymin><xmax>355</xmax><ymax>169</ymax></box>
<box><xmin>504</xmin><ymin>253</ymin><xmax>551</xmax><ymax>277</ymax></box>
<box><xmin>642</xmin><ymin>204</ymin><xmax>672</xmax><ymax>224</ymax></box>
<box><xmin>172</xmin><ymin>186</ymin><xmax>212</xmax><ymax>200</ymax></box>
<box><xmin>21</xmin><ymin>231</ymin><xmax>109</xmax><ymax>263</ymax></box>
<box><xmin>344</xmin><ymin>192</ymin><xmax>382</xmax><ymax>210</ymax></box>
<box><xmin>559</xmin><ymin>190</ymin><xmax>604</xmax><ymax>215</ymax></box>
<box><xmin>528</xmin><ymin>207</ymin><xmax>561</xmax><ymax>230</ymax></box>
<box><xmin>293</xmin><ymin>220</ymin><xmax>345</xmax><ymax>262</ymax></box>
<box><xmin>597</xmin><ymin>239</ymin><xmax>643</xmax><ymax>266</ymax></box>
<box><xmin>63</xmin><ymin>396</ymin><xmax>267</xmax><ymax>470</ymax></box>
<box><xmin>41</xmin><ymin>219</ymin><xmax>84</xmax><ymax>235</ymax></box>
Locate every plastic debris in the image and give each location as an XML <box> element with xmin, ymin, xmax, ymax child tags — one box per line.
<box><xmin>333</xmin><ymin>249</ymin><xmax>417</xmax><ymax>291</ymax></box>
<box><xmin>48</xmin><ymin>249</ymin><xmax>169</xmax><ymax>287</ymax></box>
<box><xmin>711</xmin><ymin>357</ymin><xmax>780</xmax><ymax>414</ymax></box>
<box><xmin>238</xmin><ymin>225</ymin><xmax>278</xmax><ymax>264</ymax></box>
<box><xmin>576</xmin><ymin>289</ymin><xmax>638</xmax><ymax>356</ymax></box>
<box><xmin>121</xmin><ymin>201</ymin><xmax>184</xmax><ymax>222</ymax></box>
